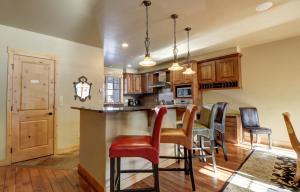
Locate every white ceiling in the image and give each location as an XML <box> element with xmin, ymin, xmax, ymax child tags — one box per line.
<box><xmin>103</xmin><ymin>0</ymin><xmax>300</xmax><ymax>68</ymax></box>
<box><xmin>1</xmin><ymin>0</ymin><xmax>300</xmax><ymax>69</ymax></box>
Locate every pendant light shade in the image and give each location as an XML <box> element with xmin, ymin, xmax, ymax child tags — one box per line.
<box><xmin>183</xmin><ymin>27</ymin><xmax>196</xmax><ymax>75</ymax></box>
<box><xmin>168</xmin><ymin>14</ymin><xmax>183</xmax><ymax>71</ymax></box>
<box><xmin>139</xmin><ymin>0</ymin><xmax>156</xmax><ymax>67</ymax></box>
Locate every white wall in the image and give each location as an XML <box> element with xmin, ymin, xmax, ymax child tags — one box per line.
<box><xmin>0</xmin><ymin>24</ymin><xmax>104</xmax><ymax>161</ymax></box>
<box><xmin>203</xmin><ymin>36</ymin><xmax>300</xmax><ymax>144</ymax></box>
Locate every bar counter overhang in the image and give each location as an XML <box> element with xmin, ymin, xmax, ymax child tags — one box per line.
<box><xmin>72</xmin><ymin>105</ymin><xmax>184</xmax><ymax>192</ymax></box>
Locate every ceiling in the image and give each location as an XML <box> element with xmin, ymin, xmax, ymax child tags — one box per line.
<box><xmin>0</xmin><ymin>0</ymin><xmax>300</xmax><ymax>69</ymax></box>
<box><xmin>102</xmin><ymin>0</ymin><xmax>300</xmax><ymax>68</ymax></box>
<box><xmin>0</xmin><ymin>0</ymin><xmax>102</xmax><ymax>47</ymax></box>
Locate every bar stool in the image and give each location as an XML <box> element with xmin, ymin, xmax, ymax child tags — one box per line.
<box><xmin>109</xmin><ymin>107</ymin><xmax>167</xmax><ymax>192</ymax></box>
<box><xmin>160</xmin><ymin>105</ymin><xmax>198</xmax><ymax>191</ymax></box>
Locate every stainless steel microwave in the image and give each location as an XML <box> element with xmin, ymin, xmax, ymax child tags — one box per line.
<box><xmin>176</xmin><ymin>85</ymin><xmax>192</xmax><ymax>98</ymax></box>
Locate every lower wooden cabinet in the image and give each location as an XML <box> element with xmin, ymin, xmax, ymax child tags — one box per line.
<box><xmin>224</xmin><ymin>115</ymin><xmax>242</xmax><ymax>144</ymax></box>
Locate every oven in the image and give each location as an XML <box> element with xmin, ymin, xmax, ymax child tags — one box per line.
<box><xmin>175</xmin><ymin>85</ymin><xmax>192</xmax><ymax>98</ymax></box>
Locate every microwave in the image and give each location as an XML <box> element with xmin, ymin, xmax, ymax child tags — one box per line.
<box><xmin>176</xmin><ymin>85</ymin><xmax>192</xmax><ymax>98</ymax></box>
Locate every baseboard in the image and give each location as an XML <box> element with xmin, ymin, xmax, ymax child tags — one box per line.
<box><xmin>55</xmin><ymin>144</ymin><xmax>79</xmax><ymax>154</ymax></box>
<box><xmin>0</xmin><ymin>159</ymin><xmax>10</xmax><ymax>166</ymax></box>
<box><xmin>242</xmin><ymin>135</ymin><xmax>292</xmax><ymax>149</ymax></box>
<box><xmin>78</xmin><ymin>164</ymin><xmax>105</xmax><ymax>192</ymax></box>
<box><xmin>106</xmin><ymin>159</ymin><xmax>176</xmax><ymax>191</ymax></box>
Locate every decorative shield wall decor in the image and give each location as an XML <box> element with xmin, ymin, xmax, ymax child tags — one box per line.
<box><xmin>73</xmin><ymin>76</ymin><xmax>92</xmax><ymax>102</ymax></box>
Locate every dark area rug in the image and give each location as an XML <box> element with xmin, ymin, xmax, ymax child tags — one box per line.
<box><xmin>223</xmin><ymin>149</ymin><xmax>300</xmax><ymax>192</ymax></box>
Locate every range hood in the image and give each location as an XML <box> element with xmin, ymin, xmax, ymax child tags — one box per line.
<box><xmin>149</xmin><ymin>71</ymin><xmax>171</xmax><ymax>88</ymax></box>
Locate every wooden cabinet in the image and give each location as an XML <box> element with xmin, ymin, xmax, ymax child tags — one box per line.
<box><xmin>147</xmin><ymin>73</ymin><xmax>154</xmax><ymax>93</ymax></box>
<box><xmin>133</xmin><ymin>74</ymin><xmax>141</xmax><ymax>93</ymax></box>
<box><xmin>224</xmin><ymin>115</ymin><xmax>242</xmax><ymax>144</ymax></box>
<box><xmin>171</xmin><ymin>63</ymin><xmax>196</xmax><ymax>85</ymax></box>
<box><xmin>124</xmin><ymin>73</ymin><xmax>154</xmax><ymax>95</ymax></box>
<box><xmin>216</xmin><ymin>56</ymin><xmax>239</xmax><ymax>82</ymax></box>
<box><xmin>198</xmin><ymin>61</ymin><xmax>215</xmax><ymax>83</ymax></box>
<box><xmin>198</xmin><ymin>53</ymin><xmax>241</xmax><ymax>90</ymax></box>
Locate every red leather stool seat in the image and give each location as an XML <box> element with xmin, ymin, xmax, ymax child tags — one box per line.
<box><xmin>109</xmin><ymin>135</ymin><xmax>159</xmax><ymax>164</ymax></box>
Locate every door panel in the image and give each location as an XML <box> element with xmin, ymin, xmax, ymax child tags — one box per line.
<box><xmin>198</xmin><ymin>61</ymin><xmax>216</xmax><ymax>83</ymax></box>
<box><xmin>216</xmin><ymin>57</ymin><xmax>238</xmax><ymax>82</ymax></box>
<box><xmin>11</xmin><ymin>55</ymin><xmax>55</xmax><ymax>163</ymax></box>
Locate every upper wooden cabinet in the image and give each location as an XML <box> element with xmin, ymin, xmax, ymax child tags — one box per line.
<box><xmin>124</xmin><ymin>73</ymin><xmax>154</xmax><ymax>95</ymax></box>
<box><xmin>216</xmin><ymin>56</ymin><xmax>239</xmax><ymax>82</ymax></box>
<box><xmin>198</xmin><ymin>61</ymin><xmax>216</xmax><ymax>83</ymax></box>
<box><xmin>198</xmin><ymin>53</ymin><xmax>241</xmax><ymax>90</ymax></box>
<box><xmin>133</xmin><ymin>74</ymin><xmax>142</xmax><ymax>93</ymax></box>
<box><xmin>171</xmin><ymin>63</ymin><xmax>197</xmax><ymax>85</ymax></box>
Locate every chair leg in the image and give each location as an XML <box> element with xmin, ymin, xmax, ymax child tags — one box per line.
<box><xmin>116</xmin><ymin>157</ymin><xmax>121</xmax><ymax>191</ymax></box>
<box><xmin>153</xmin><ymin>164</ymin><xmax>160</xmax><ymax>192</ymax></box>
<box><xmin>242</xmin><ymin>129</ymin><xmax>245</xmax><ymax>144</ymax></box>
<box><xmin>221</xmin><ymin>133</ymin><xmax>228</xmax><ymax>161</ymax></box>
<box><xmin>268</xmin><ymin>133</ymin><xmax>272</xmax><ymax>149</ymax></box>
<box><xmin>110</xmin><ymin>158</ymin><xmax>115</xmax><ymax>192</ymax></box>
<box><xmin>184</xmin><ymin>148</ymin><xmax>189</xmax><ymax>175</ymax></box>
<box><xmin>250</xmin><ymin>132</ymin><xmax>254</xmax><ymax>149</ymax></box>
<box><xmin>200</xmin><ymin>136</ymin><xmax>207</xmax><ymax>163</ymax></box>
<box><xmin>256</xmin><ymin>134</ymin><xmax>258</xmax><ymax>145</ymax></box>
<box><xmin>188</xmin><ymin>150</ymin><xmax>196</xmax><ymax>191</ymax></box>
<box><xmin>210</xmin><ymin>140</ymin><xmax>217</xmax><ymax>173</ymax></box>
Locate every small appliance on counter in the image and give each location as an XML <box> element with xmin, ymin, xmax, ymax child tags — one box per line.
<box><xmin>174</xmin><ymin>98</ymin><xmax>193</xmax><ymax>105</ymax></box>
<box><xmin>127</xmin><ymin>99</ymin><xmax>141</xmax><ymax>106</ymax></box>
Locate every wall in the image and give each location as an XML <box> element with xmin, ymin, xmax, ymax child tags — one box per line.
<box><xmin>0</xmin><ymin>24</ymin><xmax>104</xmax><ymax>161</ymax></box>
<box><xmin>203</xmin><ymin>36</ymin><xmax>300</xmax><ymax>144</ymax></box>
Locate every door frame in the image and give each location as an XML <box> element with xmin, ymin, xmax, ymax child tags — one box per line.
<box><xmin>3</xmin><ymin>47</ymin><xmax>58</xmax><ymax>165</ymax></box>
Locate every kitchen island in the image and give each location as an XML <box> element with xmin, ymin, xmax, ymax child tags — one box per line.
<box><xmin>72</xmin><ymin>105</ymin><xmax>184</xmax><ymax>192</ymax></box>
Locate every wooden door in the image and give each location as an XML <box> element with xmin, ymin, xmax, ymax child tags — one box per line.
<box><xmin>198</xmin><ymin>61</ymin><xmax>216</xmax><ymax>83</ymax></box>
<box><xmin>11</xmin><ymin>55</ymin><xmax>55</xmax><ymax>163</ymax></box>
<box><xmin>216</xmin><ymin>56</ymin><xmax>238</xmax><ymax>82</ymax></box>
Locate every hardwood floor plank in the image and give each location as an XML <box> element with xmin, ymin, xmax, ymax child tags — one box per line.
<box><xmin>53</xmin><ymin>170</ymin><xmax>76</xmax><ymax>192</ymax></box>
<box><xmin>15</xmin><ymin>167</ymin><xmax>33</xmax><ymax>192</ymax></box>
<box><xmin>3</xmin><ymin>166</ymin><xmax>16</xmax><ymax>192</ymax></box>
<box><xmin>0</xmin><ymin>166</ymin><xmax>7</xmax><ymax>190</ymax></box>
<box><xmin>40</xmin><ymin>169</ymin><xmax>64</xmax><ymax>192</ymax></box>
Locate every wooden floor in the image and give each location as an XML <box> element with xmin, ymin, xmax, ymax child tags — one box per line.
<box><xmin>0</xmin><ymin>143</ymin><xmax>250</xmax><ymax>192</ymax></box>
<box><xmin>130</xmin><ymin>143</ymin><xmax>251</xmax><ymax>192</ymax></box>
<box><xmin>0</xmin><ymin>166</ymin><xmax>95</xmax><ymax>192</ymax></box>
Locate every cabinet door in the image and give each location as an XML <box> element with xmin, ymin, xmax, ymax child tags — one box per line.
<box><xmin>147</xmin><ymin>73</ymin><xmax>154</xmax><ymax>93</ymax></box>
<box><xmin>216</xmin><ymin>56</ymin><xmax>239</xmax><ymax>82</ymax></box>
<box><xmin>141</xmin><ymin>74</ymin><xmax>147</xmax><ymax>93</ymax></box>
<box><xmin>198</xmin><ymin>61</ymin><xmax>216</xmax><ymax>83</ymax></box>
<box><xmin>171</xmin><ymin>70</ymin><xmax>182</xmax><ymax>85</ymax></box>
<box><xmin>133</xmin><ymin>74</ymin><xmax>142</xmax><ymax>93</ymax></box>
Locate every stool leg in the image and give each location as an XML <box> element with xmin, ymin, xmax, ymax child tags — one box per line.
<box><xmin>210</xmin><ymin>140</ymin><xmax>217</xmax><ymax>173</ymax></box>
<box><xmin>250</xmin><ymin>132</ymin><xmax>254</xmax><ymax>149</ymax></box>
<box><xmin>153</xmin><ymin>164</ymin><xmax>160</xmax><ymax>192</ymax></box>
<box><xmin>184</xmin><ymin>148</ymin><xmax>189</xmax><ymax>175</ymax></box>
<box><xmin>110</xmin><ymin>158</ymin><xmax>115</xmax><ymax>192</ymax></box>
<box><xmin>268</xmin><ymin>133</ymin><xmax>272</xmax><ymax>149</ymax></box>
<box><xmin>188</xmin><ymin>150</ymin><xmax>196</xmax><ymax>191</ymax></box>
<box><xmin>117</xmin><ymin>157</ymin><xmax>121</xmax><ymax>190</ymax></box>
<box><xmin>221</xmin><ymin>133</ymin><xmax>228</xmax><ymax>161</ymax></box>
<box><xmin>256</xmin><ymin>134</ymin><xmax>258</xmax><ymax>144</ymax></box>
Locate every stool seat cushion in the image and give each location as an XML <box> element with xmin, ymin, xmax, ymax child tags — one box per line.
<box><xmin>109</xmin><ymin>135</ymin><xmax>159</xmax><ymax>164</ymax></box>
<box><xmin>160</xmin><ymin>128</ymin><xmax>192</xmax><ymax>149</ymax></box>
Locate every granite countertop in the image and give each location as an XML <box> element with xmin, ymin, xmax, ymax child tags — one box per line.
<box><xmin>71</xmin><ymin>105</ymin><xmax>186</xmax><ymax>113</ymax></box>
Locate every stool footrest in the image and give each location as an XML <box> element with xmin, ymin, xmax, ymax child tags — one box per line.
<box><xmin>159</xmin><ymin>167</ymin><xmax>186</xmax><ymax>172</ymax></box>
<box><xmin>120</xmin><ymin>169</ymin><xmax>153</xmax><ymax>173</ymax></box>
<box><xmin>118</xmin><ymin>187</ymin><xmax>155</xmax><ymax>192</ymax></box>
<box><xmin>160</xmin><ymin>155</ymin><xmax>185</xmax><ymax>160</ymax></box>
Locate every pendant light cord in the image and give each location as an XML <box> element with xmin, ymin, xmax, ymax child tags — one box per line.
<box><xmin>185</xmin><ymin>27</ymin><xmax>191</xmax><ymax>67</ymax></box>
<box><xmin>144</xmin><ymin>2</ymin><xmax>150</xmax><ymax>57</ymax></box>
<box><xmin>173</xmin><ymin>16</ymin><xmax>178</xmax><ymax>62</ymax></box>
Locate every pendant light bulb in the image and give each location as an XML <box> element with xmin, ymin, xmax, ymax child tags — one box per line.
<box><xmin>139</xmin><ymin>1</ymin><xmax>156</xmax><ymax>67</ymax></box>
<box><xmin>183</xmin><ymin>27</ymin><xmax>195</xmax><ymax>75</ymax></box>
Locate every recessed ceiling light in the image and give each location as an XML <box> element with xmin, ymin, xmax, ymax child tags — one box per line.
<box><xmin>122</xmin><ymin>43</ymin><xmax>129</xmax><ymax>48</ymax></box>
<box><xmin>127</xmin><ymin>64</ymin><xmax>132</xmax><ymax>68</ymax></box>
<box><xmin>256</xmin><ymin>2</ymin><xmax>273</xmax><ymax>12</ymax></box>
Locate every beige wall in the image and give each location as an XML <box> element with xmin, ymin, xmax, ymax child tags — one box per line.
<box><xmin>203</xmin><ymin>36</ymin><xmax>300</xmax><ymax>144</ymax></box>
<box><xmin>0</xmin><ymin>24</ymin><xmax>104</xmax><ymax>161</ymax></box>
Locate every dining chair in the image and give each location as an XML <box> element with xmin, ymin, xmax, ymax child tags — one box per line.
<box><xmin>282</xmin><ymin>112</ymin><xmax>300</xmax><ymax>182</ymax></box>
<box><xmin>239</xmin><ymin>107</ymin><xmax>272</xmax><ymax>149</ymax></box>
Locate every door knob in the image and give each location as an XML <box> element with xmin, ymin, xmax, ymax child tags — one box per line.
<box><xmin>48</xmin><ymin>112</ymin><xmax>53</xmax><ymax>115</ymax></box>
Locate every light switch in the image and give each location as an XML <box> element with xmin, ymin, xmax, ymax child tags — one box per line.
<box><xmin>59</xmin><ymin>96</ymin><xmax>64</xmax><ymax>106</ymax></box>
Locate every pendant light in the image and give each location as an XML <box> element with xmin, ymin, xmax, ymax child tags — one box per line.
<box><xmin>139</xmin><ymin>0</ymin><xmax>156</xmax><ymax>67</ymax></box>
<box><xmin>183</xmin><ymin>27</ymin><xmax>196</xmax><ymax>75</ymax></box>
<box><xmin>168</xmin><ymin>14</ymin><xmax>183</xmax><ymax>71</ymax></box>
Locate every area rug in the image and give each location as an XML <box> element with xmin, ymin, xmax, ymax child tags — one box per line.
<box><xmin>223</xmin><ymin>149</ymin><xmax>300</xmax><ymax>192</ymax></box>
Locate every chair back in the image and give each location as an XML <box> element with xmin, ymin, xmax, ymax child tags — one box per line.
<box><xmin>182</xmin><ymin>104</ymin><xmax>198</xmax><ymax>139</ymax></box>
<box><xmin>282</xmin><ymin>112</ymin><xmax>300</xmax><ymax>153</ymax></box>
<box><xmin>239</xmin><ymin>107</ymin><xmax>260</xmax><ymax>128</ymax></box>
<box><xmin>208</xmin><ymin>104</ymin><xmax>219</xmax><ymax>140</ymax></box>
<box><xmin>151</xmin><ymin>107</ymin><xmax>168</xmax><ymax>151</ymax></box>
<box><xmin>214</xmin><ymin>102</ymin><xmax>228</xmax><ymax>133</ymax></box>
